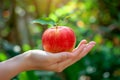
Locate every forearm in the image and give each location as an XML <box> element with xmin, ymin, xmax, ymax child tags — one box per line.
<box><xmin>0</xmin><ymin>54</ymin><xmax>27</xmax><ymax>80</ymax></box>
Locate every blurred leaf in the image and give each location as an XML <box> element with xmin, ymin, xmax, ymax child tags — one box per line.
<box><xmin>113</xmin><ymin>47</ymin><xmax>120</xmax><ymax>55</ymax></box>
<box><xmin>22</xmin><ymin>44</ymin><xmax>31</xmax><ymax>52</ymax></box>
<box><xmin>113</xmin><ymin>69</ymin><xmax>120</xmax><ymax>77</ymax></box>
<box><xmin>0</xmin><ymin>52</ymin><xmax>7</xmax><ymax>61</ymax></box>
<box><xmin>106</xmin><ymin>41</ymin><xmax>113</xmax><ymax>48</ymax></box>
<box><xmin>18</xmin><ymin>71</ymin><xmax>38</xmax><ymax>80</ymax></box>
<box><xmin>26</xmin><ymin>71</ymin><xmax>39</xmax><ymax>80</ymax></box>
<box><xmin>94</xmin><ymin>34</ymin><xmax>102</xmax><ymax>44</ymax></box>
<box><xmin>64</xmin><ymin>62</ymin><xmax>82</xmax><ymax>80</ymax></box>
<box><xmin>18</xmin><ymin>72</ymin><xmax>29</xmax><ymax>80</ymax></box>
<box><xmin>32</xmin><ymin>17</ymin><xmax>56</xmax><ymax>26</ymax></box>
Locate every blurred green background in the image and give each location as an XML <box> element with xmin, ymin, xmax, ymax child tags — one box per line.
<box><xmin>0</xmin><ymin>0</ymin><xmax>120</xmax><ymax>80</ymax></box>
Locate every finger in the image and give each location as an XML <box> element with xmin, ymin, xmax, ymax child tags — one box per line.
<box><xmin>44</xmin><ymin>40</ymin><xmax>87</xmax><ymax>72</ymax></box>
<box><xmin>50</xmin><ymin>40</ymin><xmax>87</xmax><ymax>63</ymax></box>
<box><xmin>73</xmin><ymin>40</ymin><xmax>87</xmax><ymax>55</ymax></box>
<box><xmin>53</xmin><ymin>43</ymin><xmax>87</xmax><ymax>70</ymax></box>
<box><xmin>73</xmin><ymin>39</ymin><xmax>87</xmax><ymax>51</ymax></box>
<box><xmin>78</xmin><ymin>41</ymin><xmax>96</xmax><ymax>58</ymax></box>
<box><xmin>56</xmin><ymin>41</ymin><xmax>96</xmax><ymax>70</ymax></box>
<box><xmin>71</xmin><ymin>41</ymin><xmax>96</xmax><ymax>63</ymax></box>
<box><xmin>78</xmin><ymin>39</ymin><xmax>87</xmax><ymax>46</ymax></box>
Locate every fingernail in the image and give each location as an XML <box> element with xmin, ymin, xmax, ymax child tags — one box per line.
<box><xmin>92</xmin><ymin>44</ymin><xmax>95</xmax><ymax>47</ymax></box>
<box><xmin>88</xmin><ymin>44</ymin><xmax>95</xmax><ymax>48</ymax></box>
<box><xmin>83</xmin><ymin>39</ymin><xmax>87</xmax><ymax>42</ymax></box>
<box><xmin>89</xmin><ymin>41</ymin><xmax>96</xmax><ymax>45</ymax></box>
<box><xmin>91</xmin><ymin>44</ymin><xmax>96</xmax><ymax>47</ymax></box>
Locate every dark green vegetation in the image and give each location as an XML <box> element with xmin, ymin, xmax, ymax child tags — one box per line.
<box><xmin>0</xmin><ymin>0</ymin><xmax>120</xmax><ymax>80</ymax></box>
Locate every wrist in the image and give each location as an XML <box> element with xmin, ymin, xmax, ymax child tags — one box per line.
<box><xmin>0</xmin><ymin>53</ymin><xmax>28</xmax><ymax>79</ymax></box>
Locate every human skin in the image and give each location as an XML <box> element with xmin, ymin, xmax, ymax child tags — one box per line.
<box><xmin>0</xmin><ymin>40</ymin><xmax>96</xmax><ymax>80</ymax></box>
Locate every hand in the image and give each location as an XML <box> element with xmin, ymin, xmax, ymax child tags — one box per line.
<box><xmin>23</xmin><ymin>40</ymin><xmax>96</xmax><ymax>72</ymax></box>
<box><xmin>0</xmin><ymin>40</ymin><xmax>96</xmax><ymax>80</ymax></box>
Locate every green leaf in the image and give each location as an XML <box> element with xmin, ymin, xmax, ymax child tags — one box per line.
<box><xmin>32</xmin><ymin>17</ymin><xmax>56</xmax><ymax>26</ymax></box>
<box><xmin>0</xmin><ymin>52</ymin><xmax>7</xmax><ymax>61</ymax></box>
<box><xmin>26</xmin><ymin>71</ymin><xmax>38</xmax><ymax>80</ymax></box>
<box><xmin>22</xmin><ymin>44</ymin><xmax>31</xmax><ymax>52</ymax></box>
<box><xmin>18</xmin><ymin>72</ymin><xmax>29</xmax><ymax>80</ymax></box>
<box><xmin>18</xmin><ymin>71</ymin><xmax>38</xmax><ymax>80</ymax></box>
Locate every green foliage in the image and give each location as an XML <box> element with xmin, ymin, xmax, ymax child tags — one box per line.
<box><xmin>32</xmin><ymin>18</ymin><xmax>56</xmax><ymax>26</ymax></box>
<box><xmin>18</xmin><ymin>72</ymin><xmax>30</xmax><ymax>80</ymax></box>
<box><xmin>22</xmin><ymin>44</ymin><xmax>31</xmax><ymax>52</ymax></box>
<box><xmin>18</xmin><ymin>71</ymin><xmax>39</xmax><ymax>80</ymax></box>
<box><xmin>0</xmin><ymin>52</ymin><xmax>8</xmax><ymax>61</ymax></box>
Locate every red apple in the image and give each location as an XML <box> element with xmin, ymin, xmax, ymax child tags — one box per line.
<box><xmin>42</xmin><ymin>26</ymin><xmax>76</xmax><ymax>53</ymax></box>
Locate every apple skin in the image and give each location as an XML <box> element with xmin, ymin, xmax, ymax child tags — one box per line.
<box><xmin>42</xmin><ymin>26</ymin><xmax>76</xmax><ymax>53</ymax></box>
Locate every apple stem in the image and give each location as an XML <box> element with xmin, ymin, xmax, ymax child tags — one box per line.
<box><xmin>54</xmin><ymin>23</ymin><xmax>58</xmax><ymax>29</ymax></box>
<box><xmin>56</xmin><ymin>26</ymin><xmax>58</xmax><ymax>30</ymax></box>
